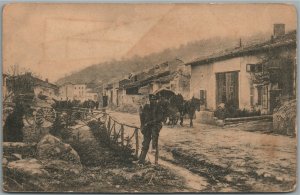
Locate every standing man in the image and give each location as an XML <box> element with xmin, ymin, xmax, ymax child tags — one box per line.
<box><xmin>138</xmin><ymin>94</ymin><xmax>164</xmax><ymax>164</ymax></box>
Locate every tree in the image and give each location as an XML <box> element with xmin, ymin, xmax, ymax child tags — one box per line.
<box><xmin>252</xmin><ymin>49</ymin><xmax>293</xmax><ymax>83</ymax></box>
<box><xmin>3</xmin><ymin>101</ymin><xmax>25</xmax><ymax>142</ymax></box>
<box><xmin>250</xmin><ymin>48</ymin><xmax>295</xmax><ymax>109</ymax></box>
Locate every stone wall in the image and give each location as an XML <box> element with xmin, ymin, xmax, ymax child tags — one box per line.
<box><xmin>272</xmin><ymin>99</ymin><xmax>296</xmax><ymax>136</ymax></box>
<box><xmin>196</xmin><ymin>111</ymin><xmax>216</xmax><ymax>125</ymax></box>
<box><xmin>114</xmin><ymin>94</ymin><xmax>147</xmax><ymax>113</ymax></box>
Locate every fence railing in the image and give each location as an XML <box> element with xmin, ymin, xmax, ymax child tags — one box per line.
<box><xmin>54</xmin><ymin>107</ymin><xmax>141</xmax><ymax>159</ymax></box>
<box><xmin>22</xmin><ymin>106</ymin><xmax>142</xmax><ymax>160</ymax></box>
<box><xmin>100</xmin><ymin>113</ymin><xmax>140</xmax><ymax>158</ymax></box>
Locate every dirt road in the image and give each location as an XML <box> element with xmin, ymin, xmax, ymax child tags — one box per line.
<box><xmin>108</xmin><ymin>110</ymin><xmax>297</xmax><ymax>192</ymax></box>
<box><xmin>73</xmin><ymin>111</ymin><xmax>208</xmax><ymax>192</ymax></box>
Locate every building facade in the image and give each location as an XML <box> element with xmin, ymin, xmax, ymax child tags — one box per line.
<box><xmin>100</xmin><ymin>59</ymin><xmax>191</xmax><ymax>110</ymax></box>
<box><xmin>103</xmin><ymin>80</ymin><xmax>120</xmax><ymax>107</ymax></box>
<box><xmin>186</xmin><ymin>25</ymin><xmax>296</xmax><ymax>115</ymax></box>
<box><xmin>59</xmin><ymin>83</ymin><xmax>87</xmax><ymax>101</ymax></box>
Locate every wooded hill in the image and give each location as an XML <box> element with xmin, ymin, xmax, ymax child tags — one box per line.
<box><xmin>56</xmin><ymin>33</ymin><xmax>269</xmax><ymax>85</ymax></box>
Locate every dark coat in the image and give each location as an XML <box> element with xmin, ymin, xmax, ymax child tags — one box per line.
<box><xmin>139</xmin><ymin>102</ymin><xmax>164</xmax><ymax>134</ymax></box>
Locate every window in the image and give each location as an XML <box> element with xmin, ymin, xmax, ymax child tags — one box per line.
<box><xmin>262</xmin><ymin>86</ymin><xmax>268</xmax><ymax>109</ymax></box>
<box><xmin>126</xmin><ymin>87</ymin><xmax>139</xmax><ymax>95</ymax></box>
<box><xmin>246</xmin><ymin>64</ymin><xmax>263</xmax><ymax>73</ymax></box>
<box><xmin>257</xmin><ymin>85</ymin><xmax>268</xmax><ymax>109</ymax></box>
<box><xmin>257</xmin><ymin>86</ymin><xmax>262</xmax><ymax>105</ymax></box>
<box><xmin>200</xmin><ymin>90</ymin><xmax>206</xmax><ymax>106</ymax></box>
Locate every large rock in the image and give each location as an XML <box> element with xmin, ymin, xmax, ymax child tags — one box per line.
<box><xmin>36</xmin><ymin>134</ymin><xmax>83</xmax><ymax>175</ymax></box>
<box><xmin>43</xmin><ymin>160</ymin><xmax>82</xmax><ymax>175</ymax></box>
<box><xmin>37</xmin><ymin>134</ymin><xmax>81</xmax><ymax>165</ymax></box>
<box><xmin>273</xmin><ymin>99</ymin><xmax>296</xmax><ymax>136</ymax></box>
<box><xmin>5</xmin><ymin>159</ymin><xmax>50</xmax><ymax>191</ymax></box>
<box><xmin>6</xmin><ymin>159</ymin><xmax>49</xmax><ymax>178</ymax></box>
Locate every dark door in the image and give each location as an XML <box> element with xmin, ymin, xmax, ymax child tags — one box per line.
<box><xmin>216</xmin><ymin>71</ymin><xmax>239</xmax><ymax>108</ymax></box>
<box><xmin>103</xmin><ymin>96</ymin><xmax>108</xmax><ymax>107</ymax></box>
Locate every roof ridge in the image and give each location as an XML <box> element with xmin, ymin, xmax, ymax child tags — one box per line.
<box><xmin>186</xmin><ymin>30</ymin><xmax>296</xmax><ymax>66</ymax></box>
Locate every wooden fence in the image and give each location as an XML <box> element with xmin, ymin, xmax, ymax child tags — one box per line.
<box><xmin>102</xmin><ymin>114</ymin><xmax>140</xmax><ymax>158</ymax></box>
<box><xmin>22</xmin><ymin>106</ymin><xmax>142</xmax><ymax>160</ymax></box>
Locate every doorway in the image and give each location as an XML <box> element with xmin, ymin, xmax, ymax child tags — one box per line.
<box><xmin>216</xmin><ymin>71</ymin><xmax>239</xmax><ymax>108</ymax></box>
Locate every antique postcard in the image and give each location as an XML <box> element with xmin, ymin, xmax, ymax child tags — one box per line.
<box><xmin>2</xmin><ymin>3</ymin><xmax>297</xmax><ymax>193</ymax></box>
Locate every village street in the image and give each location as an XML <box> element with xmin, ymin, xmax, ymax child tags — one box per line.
<box><xmin>107</xmin><ymin>110</ymin><xmax>297</xmax><ymax>192</ymax></box>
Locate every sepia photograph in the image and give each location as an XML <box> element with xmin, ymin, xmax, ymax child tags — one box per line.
<box><xmin>2</xmin><ymin>3</ymin><xmax>297</xmax><ymax>193</ymax></box>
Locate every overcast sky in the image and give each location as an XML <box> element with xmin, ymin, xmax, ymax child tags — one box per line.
<box><xmin>3</xmin><ymin>3</ymin><xmax>297</xmax><ymax>82</ymax></box>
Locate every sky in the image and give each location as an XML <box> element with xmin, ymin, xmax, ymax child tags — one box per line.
<box><xmin>3</xmin><ymin>3</ymin><xmax>297</xmax><ymax>82</ymax></box>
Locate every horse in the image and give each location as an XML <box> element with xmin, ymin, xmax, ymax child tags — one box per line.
<box><xmin>183</xmin><ymin>97</ymin><xmax>201</xmax><ymax>127</ymax></box>
<box><xmin>167</xmin><ymin>105</ymin><xmax>180</xmax><ymax>127</ymax></box>
<box><xmin>165</xmin><ymin>94</ymin><xmax>185</xmax><ymax>127</ymax></box>
<box><xmin>157</xmin><ymin>96</ymin><xmax>170</xmax><ymax>124</ymax></box>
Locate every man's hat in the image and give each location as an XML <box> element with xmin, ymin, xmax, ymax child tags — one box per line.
<box><xmin>149</xmin><ymin>94</ymin><xmax>158</xmax><ymax>100</ymax></box>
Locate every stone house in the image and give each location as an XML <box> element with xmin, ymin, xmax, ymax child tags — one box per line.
<box><xmin>120</xmin><ymin>59</ymin><xmax>190</xmax><ymax>108</ymax></box>
<box><xmin>59</xmin><ymin>83</ymin><xmax>87</xmax><ymax>101</ymax></box>
<box><xmin>185</xmin><ymin>24</ymin><xmax>296</xmax><ymax>119</ymax></box>
<box><xmin>123</xmin><ymin>59</ymin><xmax>190</xmax><ymax>97</ymax></box>
<box><xmin>101</xmin><ymin>59</ymin><xmax>191</xmax><ymax>110</ymax></box>
<box><xmin>6</xmin><ymin>72</ymin><xmax>59</xmax><ymax>100</ymax></box>
<box><xmin>59</xmin><ymin>82</ymin><xmax>98</xmax><ymax>102</ymax></box>
<box><xmin>103</xmin><ymin>79</ymin><xmax>120</xmax><ymax>107</ymax></box>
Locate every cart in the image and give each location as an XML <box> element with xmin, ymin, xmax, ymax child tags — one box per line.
<box><xmin>17</xmin><ymin>93</ymin><xmax>57</xmax><ymax>126</ymax></box>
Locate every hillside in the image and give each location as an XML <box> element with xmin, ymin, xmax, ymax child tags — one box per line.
<box><xmin>56</xmin><ymin>33</ymin><xmax>269</xmax><ymax>85</ymax></box>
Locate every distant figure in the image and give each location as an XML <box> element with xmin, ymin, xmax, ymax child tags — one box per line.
<box><xmin>3</xmin><ymin>102</ymin><xmax>25</xmax><ymax>142</ymax></box>
<box><xmin>95</xmin><ymin>101</ymin><xmax>99</xmax><ymax>110</ymax></box>
<box><xmin>138</xmin><ymin>94</ymin><xmax>164</xmax><ymax>164</ymax></box>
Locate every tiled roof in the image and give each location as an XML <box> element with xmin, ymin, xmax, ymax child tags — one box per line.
<box><xmin>123</xmin><ymin>71</ymin><xmax>171</xmax><ymax>89</ymax></box>
<box><xmin>12</xmin><ymin>73</ymin><xmax>58</xmax><ymax>89</ymax></box>
<box><xmin>153</xmin><ymin>73</ymin><xmax>176</xmax><ymax>84</ymax></box>
<box><xmin>186</xmin><ymin>30</ymin><xmax>296</xmax><ymax>66</ymax></box>
<box><xmin>34</xmin><ymin>78</ymin><xmax>58</xmax><ymax>89</ymax></box>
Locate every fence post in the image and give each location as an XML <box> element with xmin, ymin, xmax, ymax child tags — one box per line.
<box><xmin>155</xmin><ymin>140</ymin><xmax>159</xmax><ymax>165</ymax></box>
<box><xmin>126</xmin><ymin>136</ymin><xmax>130</xmax><ymax>146</ymax></box>
<box><xmin>121</xmin><ymin>124</ymin><xmax>124</xmax><ymax>146</ymax></box>
<box><xmin>135</xmin><ymin>128</ymin><xmax>139</xmax><ymax>158</ymax></box>
<box><xmin>107</xmin><ymin>117</ymin><xmax>111</xmax><ymax>136</ymax></box>
<box><xmin>113</xmin><ymin>121</ymin><xmax>116</xmax><ymax>138</ymax></box>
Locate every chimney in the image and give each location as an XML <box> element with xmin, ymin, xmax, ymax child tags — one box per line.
<box><xmin>45</xmin><ymin>78</ymin><xmax>48</xmax><ymax>83</ymax></box>
<box><xmin>273</xmin><ymin>23</ymin><xmax>285</xmax><ymax>38</ymax></box>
